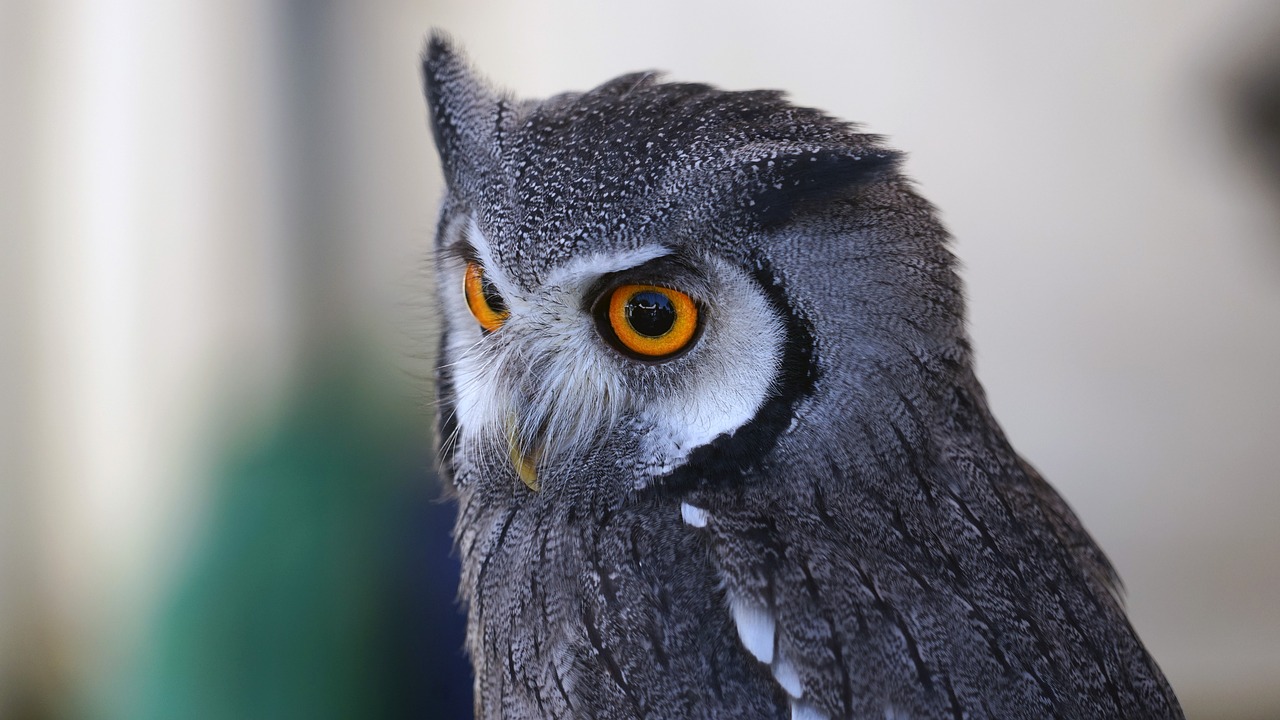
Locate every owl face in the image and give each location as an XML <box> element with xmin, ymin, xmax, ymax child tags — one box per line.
<box><xmin>437</xmin><ymin>211</ymin><xmax>784</xmax><ymax>496</ymax></box>
<box><xmin>427</xmin><ymin>40</ymin><xmax>921</xmax><ymax>505</ymax></box>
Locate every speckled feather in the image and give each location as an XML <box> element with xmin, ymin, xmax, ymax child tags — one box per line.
<box><xmin>423</xmin><ymin>32</ymin><xmax>1182</xmax><ymax>720</ymax></box>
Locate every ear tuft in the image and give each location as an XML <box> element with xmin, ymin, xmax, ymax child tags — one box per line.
<box><xmin>421</xmin><ymin>31</ymin><xmax>496</xmax><ymax>186</ymax></box>
<box><xmin>740</xmin><ymin>148</ymin><xmax>901</xmax><ymax>227</ymax></box>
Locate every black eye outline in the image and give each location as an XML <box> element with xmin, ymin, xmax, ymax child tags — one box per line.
<box><xmin>591</xmin><ymin>283</ymin><xmax>702</xmax><ymax>362</ymax></box>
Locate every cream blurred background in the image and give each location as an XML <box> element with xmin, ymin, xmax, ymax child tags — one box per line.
<box><xmin>3</xmin><ymin>1</ymin><xmax>1279</xmax><ymax>718</ymax></box>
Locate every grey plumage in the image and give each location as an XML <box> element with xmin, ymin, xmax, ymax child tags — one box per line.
<box><xmin>422</xmin><ymin>33</ymin><xmax>1183</xmax><ymax>720</ymax></box>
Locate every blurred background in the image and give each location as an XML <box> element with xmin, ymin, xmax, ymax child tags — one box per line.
<box><xmin>3</xmin><ymin>1</ymin><xmax>1279</xmax><ymax>718</ymax></box>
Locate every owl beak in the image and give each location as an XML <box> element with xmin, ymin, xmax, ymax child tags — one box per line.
<box><xmin>509</xmin><ymin>441</ymin><xmax>541</xmax><ymax>492</ymax></box>
<box><xmin>505</xmin><ymin>415</ymin><xmax>541</xmax><ymax>492</ymax></box>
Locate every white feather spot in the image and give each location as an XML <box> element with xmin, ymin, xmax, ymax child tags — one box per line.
<box><xmin>730</xmin><ymin>595</ymin><xmax>775</xmax><ymax>664</ymax></box>
<box><xmin>680</xmin><ymin>502</ymin><xmax>709</xmax><ymax>528</ymax></box>
<box><xmin>791</xmin><ymin>700</ymin><xmax>829</xmax><ymax>720</ymax></box>
<box><xmin>772</xmin><ymin>652</ymin><xmax>802</xmax><ymax>698</ymax></box>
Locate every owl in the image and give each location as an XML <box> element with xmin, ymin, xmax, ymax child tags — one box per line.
<box><xmin>422</xmin><ymin>34</ymin><xmax>1183</xmax><ymax>720</ymax></box>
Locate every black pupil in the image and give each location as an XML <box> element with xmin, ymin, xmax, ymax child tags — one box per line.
<box><xmin>481</xmin><ymin>274</ymin><xmax>506</xmax><ymax>314</ymax></box>
<box><xmin>626</xmin><ymin>291</ymin><xmax>676</xmax><ymax>337</ymax></box>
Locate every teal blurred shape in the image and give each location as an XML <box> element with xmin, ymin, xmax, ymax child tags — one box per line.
<box><xmin>125</xmin><ymin>352</ymin><xmax>468</xmax><ymax>720</ymax></box>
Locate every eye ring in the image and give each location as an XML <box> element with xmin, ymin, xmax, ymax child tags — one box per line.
<box><xmin>464</xmin><ymin>261</ymin><xmax>508</xmax><ymax>333</ymax></box>
<box><xmin>597</xmin><ymin>283</ymin><xmax>699</xmax><ymax>360</ymax></box>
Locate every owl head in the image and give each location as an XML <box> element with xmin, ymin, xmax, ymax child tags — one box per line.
<box><xmin>424</xmin><ymin>34</ymin><xmax>968</xmax><ymax>506</ymax></box>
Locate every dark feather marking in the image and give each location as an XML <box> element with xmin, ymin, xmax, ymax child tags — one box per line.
<box><xmin>528</xmin><ymin>514</ymin><xmax>549</xmax><ymax>666</ymax></box>
<box><xmin>707</xmin><ymin>648</ymin><xmax>726</xmax><ymax>703</ymax></box>
<box><xmin>579</xmin><ymin>508</ymin><xmax>647</xmax><ymax>714</ymax></box>
<box><xmin>880</xmin><ymin>544</ymin><xmax>933</xmax><ymax>592</ymax></box>
<box><xmin>890</xmin><ymin>422</ymin><xmax>939</xmax><ymax>511</ymax></box>
<box><xmin>646</xmin><ymin>622</ymin><xmax>670</xmax><ymax>671</ymax></box>
<box><xmin>742</xmin><ymin>514</ymin><xmax>787</xmax><ymax>596</ymax></box>
<box><xmin>494</xmin><ymin>97</ymin><xmax>507</xmax><ymax>156</ymax></box>
<box><xmin>940</xmin><ymin>547</ymin><xmax>1012</xmax><ymax>672</ymax></box>
<box><xmin>594</xmin><ymin>547</ymin><xmax>620</xmax><ymax>607</ymax></box>
<box><xmin>951</xmin><ymin>493</ymin><xmax>1006</xmax><ymax>564</ymax></box>
<box><xmin>746</xmin><ymin>149</ymin><xmax>901</xmax><ymax>228</ymax></box>
<box><xmin>475</xmin><ymin>507</ymin><xmax>519</xmax><ymax>623</ymax></box>
<box><xmin>549</xmin><ymin>658</ymin><xmax>575</xmax><ymax>713</ymax></box>
<box><xmin>627</xmin><ymin>522</ymin><xmax>671</xmax><ymax>669</ymax></box>
<box><xmin>1009</xmin><ymin>603</ymin><xmax>1065</xmax><ymax>716</ymax></box>
<box><xmin>889</xmin><ymin>507</ymin><xmax>910</xmax><ymax>542</ymax></box>
<box><xmin>435</xmin><ymin>331</ymin><xmax>460</xmax><ymax>469</ymax></box>
<box><xmin>457</xmin><ymin>502</ymin><xmax>481</xmax><ymax>564</ymax></box>
<box><xmin>861</xmin><ymin>566</ymin><xmax>934</xmax><ymax>693</ymax></box>
<box><xmin>897</xmin><ymin>619</ymin><xmax>934</xmax><ymax>694</ymax></box>
<box><xmin>940</xmin><ymin>674</ymin><xmax>965</xmax><ymax>720</ymax></box>
<box><xmin>1055</xmin><ymin>579</ymin><xmax>1125</xmax><ymax>712</ymax></box>
<box><xmin>628</xmin><ymin>522</ymin><xmax>645</xmax><ymax>568</ymax></box>
<box><xmin>528</xmin><ymin>573</ymin><xmax>541</xmax><ymax>654</ymax></box>
<box><xmin>801</xmin><ymin>559</ymin><xmax>853</xmax><ymax>715</ymax></box>
<box><xmin>509</xmin><ymin>642</ymin><xmax>545</xmax><ymax>714</ymax></box>
<box><xmin>581</xmin><ymin>595</ymin><xmax>643</xmax><ymax>715</ymax></box>
<box><xmin>812</xmin><ymin>479</ymin><xmax>834</xmax><ymax>526</ymax></box>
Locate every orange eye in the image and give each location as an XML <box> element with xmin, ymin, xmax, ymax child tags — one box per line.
<box><xmin>599</xmin><ymin>284</ymin><xmax>699</xmax><ymax>360</ymax></box>
<box><xmin>464</xmin><ymin>261</ymin><xmax>508</xmax><ymax>333</ymax></box>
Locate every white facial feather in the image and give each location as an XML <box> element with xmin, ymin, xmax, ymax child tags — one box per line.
<box><xmin>443</xmin><ymin>220</ymin><xmax>639</xmax><ymax>485</ymax></box>
<box><xmin>443</xmin><ymin>217</ymin><xmax>783</xmax><ymax>491</ymax></box>
<box><xmin>638</xmin><ymin>255</ymin><xmax>784</xmax><ymax>482</ymax></box>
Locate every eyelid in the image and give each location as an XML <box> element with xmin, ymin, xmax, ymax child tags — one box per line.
<box><xmin>579</xmin><ymin>255</ymin><xmax>708</xmax><ymax>313</ymax></box>
<box><xmin>439</xmin><ymin>235</ymin><xmax>479</xmax><ymax>265</ymax></box>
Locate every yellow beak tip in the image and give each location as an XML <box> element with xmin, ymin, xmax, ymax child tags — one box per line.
<box><xmin>505</xmin><ymin>414</ymin><xmax>541</xmax><ymax>492</ymax></box>
<box><xmin>509</xmin><ymin>444</ymin><xmax>541</xmax><ymax>492</ymax></box>
<box><xmin>515</xmin><ymin>457</ymin><xmax>539</xmax><ymax>492</ymax></box>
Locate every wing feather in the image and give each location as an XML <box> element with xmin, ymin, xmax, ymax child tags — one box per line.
<box><xmin>679</xmin><ymin>416</ymin><xmax>1182</xmax><ymax>719</ymax></box>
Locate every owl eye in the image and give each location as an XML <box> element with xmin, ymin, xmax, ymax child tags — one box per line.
<box><xmin>597</xmin><ymin>283</ymin><xmax>699</xmax><ymax>360</ymax></box>
<box><xmin>464</xmin><ymin>261</ymin><xmax>508</xmax><ymax>332</ymax></box>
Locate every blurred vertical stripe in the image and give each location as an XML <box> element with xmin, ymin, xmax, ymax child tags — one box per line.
<box><xmin>1</xmin><ymin>0</ymin><xmax>460</xmax><ymax>717</ymax></box>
